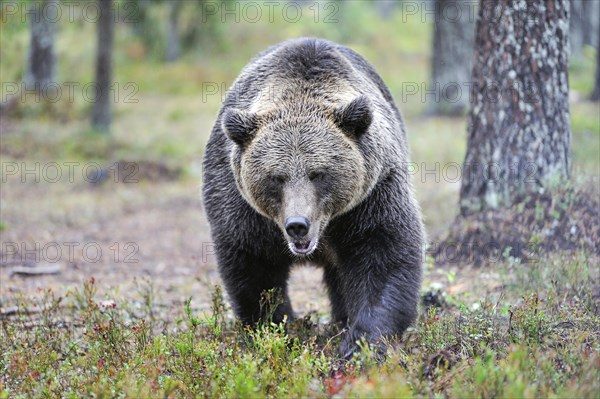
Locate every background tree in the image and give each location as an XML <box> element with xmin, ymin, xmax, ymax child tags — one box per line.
<box><xmin>591</xmin><ymin>29</ymin><xmax>600</xmax><ymax>101</ymax></box>
<box><xmin>92</xmin><ymin>0</ymin><xmax>115</xmax><ymax>131</ymax></box>
<box><xmin>430</xmin><ymin>0</ymin><xmax>476</xmax><ymax>115</ymax></box>
<box><xmin>121</xmin><ymin>0</ymin><xmax>165</xmax><ymax>59</ymax></box>
<box><xmin>124</xmin><ymin>0</ymin><xmax>151</xmax><ymax>37</ymax></box>
<box><xmin>24</xmin><ymin>0</ymin><xmax>58</xmax><ymax>91</ymax></box>
<box><xmin>460</xmin><ymin>0</ymin><xmax>571</xmax><ymax>215</ymax></box>
<box><xmin>569</xmin><ymin>0</ymin><xmax>599</xmax><ymax>59</ymax></box>
<box><xmin>375</xmin><ymin>0</ymin><xmax>398</xmax><ymax>20</ymax></box>
<box><xmin>165</xmin><ymin>0</ymin><xmax>182</xmax><ymax>62</ymax></box>
<box><xmin>180</xmin><ymin>0</ymin><xmax>227</xmax><ymax>54</ymax></box>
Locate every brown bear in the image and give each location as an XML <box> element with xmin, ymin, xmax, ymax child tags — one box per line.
<box><xmin>202</xmin><ymin>38</ymin><xmax>424</xmax><ymax>358</ymax></box>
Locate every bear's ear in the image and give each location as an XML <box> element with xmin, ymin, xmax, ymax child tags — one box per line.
<box><xmin>333</xmin><ymin>96</ymin><xmax>373</xmax><ymax>139</ymax></box>
<box><xmin>221</xmin><ymin>108</ymin><xmax>260</xmax><ymax>147</ymax></box>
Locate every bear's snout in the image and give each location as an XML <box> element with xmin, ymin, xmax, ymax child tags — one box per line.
<box><xmin>285</xmin><ymin>216</ymin><xmax>310</xmax><ymax>240</ymax></box>
<box><xmin>284</xmin><ymin>216</ymin><xmax>319</xmax><ymax>256</ymax></box>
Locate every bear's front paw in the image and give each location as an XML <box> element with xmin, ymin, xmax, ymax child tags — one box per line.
<box><xmin>338</xmin><ymin>327</ymin><xmax>386</xmax><ymax>361</ymax></box>
<box><xmin>338</xmin><ymin>329</ymin><xmax>359</xmax><ymax>360</ymax></box>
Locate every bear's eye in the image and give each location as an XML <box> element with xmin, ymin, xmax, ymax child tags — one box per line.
<box><xmin>309</xmin><ymin>171</ymin><xmax>326</xmax><ymax>182</ymax></box>
<box><xmin>270</xmin><ymin>175</ymin><xmax>287</xmax><ymax>185</ymax></box>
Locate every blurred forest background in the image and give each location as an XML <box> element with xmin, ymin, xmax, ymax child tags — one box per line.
<box><xmin>1</xmin><ymin>1</ymin><xmax>600</xmax><ymax>397</ymax></box>
<box><xmin>2</xmin><ymin>0</ymin><xmax>598</xmax><ymax>226</ymax></box>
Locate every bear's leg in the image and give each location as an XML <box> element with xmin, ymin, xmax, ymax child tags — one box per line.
<box><xmin>218</xmin><ymin>247</ymin><xmax>294</xmax><ymax>325</ymax></box>
<box><xmin>323</xmin><ymin>266</ymin><xmax>348</xmax><ymax>325</ymax></box>
<box><xmin>336</xmin><ymin>243</ymin><xmax>421</xmax><ymax>359</ymax></box>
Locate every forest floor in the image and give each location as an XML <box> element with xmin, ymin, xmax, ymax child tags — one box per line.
<box><xmin>0</xmin><ymin>134</ymin><xmax>477</xmax><ymax>324</ymax></box>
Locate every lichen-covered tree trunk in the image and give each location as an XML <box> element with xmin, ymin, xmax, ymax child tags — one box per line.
<box><xmin>24</xmin><ymin>0</ymin><xmax>57</xmax><ymax>91</ymax></box>
<box><xmin>459</xmin><ymin>0</ymin><xmax>572</xmax><ymax>216</ymax></box>
<box><xmin>92</xmin><ymin>0</ymin><xmax>115</xmax><ymax>131</ymax></box>
<box><xmin>430</xmin><ymin>0</ymin><xmax>476</xmax><ymax>115</ymax></box>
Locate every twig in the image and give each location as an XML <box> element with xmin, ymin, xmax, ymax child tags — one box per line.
<box><xmin>320</xmin><ymin>327</ymin><xmax>348</xmax><ymax>357</ymax></box>
<box><xmin>8</xmin><ymin>264</ymin><xmax>62</xmax><ymax>277</ymax></box>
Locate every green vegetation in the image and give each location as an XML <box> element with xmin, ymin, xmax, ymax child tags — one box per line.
<box><xmin>1</xmin><ymin>252</ymin><xmax>598</xmax><ymax>397</ymax></box>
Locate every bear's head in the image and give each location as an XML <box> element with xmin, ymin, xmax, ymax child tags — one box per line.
<box><xmin>222</xmin><ymin>96</ymin><xmax>372</xmax><ymax>256</ymax></box>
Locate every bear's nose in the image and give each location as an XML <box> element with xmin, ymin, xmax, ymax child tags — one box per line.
<box><xmin>285</xmin><ymin>216</ymin><xmax>310</xmax><ymax>239</ymax></box>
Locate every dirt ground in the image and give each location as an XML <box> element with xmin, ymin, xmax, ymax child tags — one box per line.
<box><xmin>2</xmin><ymin>167</ymin><xmax>511</xmax><ymax>326</ymax></box>
<box><xmin>0</xmin><ymin>169</ymin><xmax>346</xmax><ymax>318</ymax></box>
<box><xmin>4</xmin><ymin>159</ymin><xmax>497</xmax><ymax>324</ymax></box>
<box><xmin>0</xmin><ymin>118</ymin><xmax>529</xmax><ymax>323</ymax></box>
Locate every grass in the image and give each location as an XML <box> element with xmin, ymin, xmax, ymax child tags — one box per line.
<box><xmin>1</xmin><ymin>252</ymin><xmax>598</xmax><ymax>398</ymax></box>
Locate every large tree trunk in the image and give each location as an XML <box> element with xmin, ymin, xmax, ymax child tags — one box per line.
<box><xmin>92</xmin><ymin>0</ymin><xmax>115</xmax><ymax>132</ymax></box>
<box><xmin>459</xmin><ymin>0</ymin><xmax>572</xmax><ymax>216</ymax></box>
<box><xmin>24</xmin><ymin>0</ymin><xmax>57</xmax><ymax>91</ymax></box>
<box><xmin>165</xmin><ymin>0</ymin><xmax>182</xmax><ymax>62</ymax></box>
<box><xmin>430</xmin><ymin>0</ymin><xmax>476</xmax><ymax>115</ymax></box>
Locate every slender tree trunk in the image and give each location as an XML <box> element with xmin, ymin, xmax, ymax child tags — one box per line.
<box><xmin>592</xmin><ymin>27</ymin><xmax>600</xmax><ymax>101</ymax></box>
<box><xmin>569</xmin><ymin>0</ymin><xmax>599</xmax><ymax>58</ymax></box>
<box><xmin>580</xmin><ymin>0</ymin><xmax>599</xmax><ymax>48</ymax></box>
<box><xmin>92</xmin><ymin>0</ymin><xmax>115</xmax><ymax>132</ymax></box>
<box><xmin>375</xmin><ymin>0</ymin><xmax>398</xmax><ymax>20</ymax></box>
<box><xmin>430</xmin><ymin>0</ymin><xmax>477</xmax><ymax>115</ymax></box>
<box><xmin>570</xmin><ymin>0</ymin><xmax>585</xmax><ymax>57</ymax></box>
<box><xmin>24</xmin><ymin>0</ymin><xmax>58</xmax><ymax>91</ymax></box>
<box><xmin>460</xmin><ymin>0</ymin><xmax>572</xmax><ymax>216</ymax></box>
<box><xmin>126</xmin><ymin>0</ymin><xmax>150</xmax><ymax>36</ymax></box>
<box><xmin>165</xmin><ymin>0</ymin><xmax>182</xmax><ymax>62</ymax></box>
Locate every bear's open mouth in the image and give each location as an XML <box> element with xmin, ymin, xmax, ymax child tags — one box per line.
<box><xmin>295</xmin><ymin>242</ymin><xmax>310</xmax><ymax>250</ymax></box>
<box><xmin>289</xmin><ymin>239</ymin><xmax>318</xmax><ymax>256</ymax></box>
